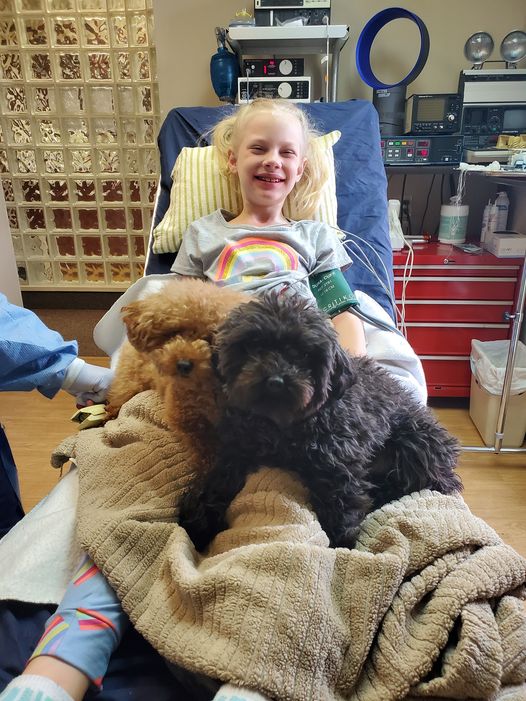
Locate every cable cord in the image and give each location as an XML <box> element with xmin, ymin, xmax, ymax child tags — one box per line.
<box><xmin>349</xmin><ymin>304</ymin><xmax>404</xmax><ymax>336</ymax></box>
<box><xmin>324</xmin><ymin>16</ymin><xmax>330</xmax><ymax>103</ymax></box>
<box><xmin>331</xmin><ymin>226</ymin><xmax>405</xmax><ymax>337</ymax></box>
<box><xmin>245</xmin><ymin>67</ymin><xmax>250</xmax><ymax>104</ymax></box>
<box><xmin>400</xmin><ymin>173</ymin><xmax>407</xmax><ymax>234</ymax></box>
<box><xmin>340</xmin><ymin>237</ymin><xmax>394</xmax><ymax>305</ymax></box>
<box><xmin>398</xmin><ymin>236</ymin><xmax>415</xmax><ymax>338</ymax></box>
<box><xmin>339</xmin><ymin>229</ymin><xmax>412</xmax><ymax>339</ymax></box>
<box><xmin>452</xmin><ymin>166</ymin><xmax>467</xmax><ymax>205</ymax></box>
<box><xmin>281</xmin><ymin>221</ymin><xmax>408</xmax><ymax>337</ymax></box>
<box><xmin>418</xmin><ymin>173</ymin><xmax>436</xmax><ymax>235</ymax></box>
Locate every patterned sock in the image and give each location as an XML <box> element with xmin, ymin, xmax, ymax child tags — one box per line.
<box><xmin>28</xmin><ymin>553</ymin><xmax>129</xmax><ymax>689</ymax></box>
<box><xmin>213</xmin><ymin>683</ymin><xmax>272</xmax><ymax>701</ymax></box>
<box><xmin>0</xmin><ymin>674</ymin><xmax>75</xmax><ymax>701</ymax></box>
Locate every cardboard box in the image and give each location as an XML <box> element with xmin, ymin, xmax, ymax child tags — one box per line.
<box><xmin>485</xmin><ymin>231</ymin><xmax>526</xmax><ymax>258</ymax></box>
<box><xmin>469</xmin><ymin>375</ymin><xmax>526</xmax><ymax>447</ymax></box>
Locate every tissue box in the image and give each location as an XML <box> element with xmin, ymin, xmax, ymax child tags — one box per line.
<box><xmin>485</xmin><ymin>231</ymin><xmax>526</xmax><ymax>258</ymax></box>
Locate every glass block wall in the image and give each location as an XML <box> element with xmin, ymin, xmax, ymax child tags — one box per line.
<box><xmin>0</xmin><ymin>0</ymin><xmax>160</xmax><ymax>289</ymax></box>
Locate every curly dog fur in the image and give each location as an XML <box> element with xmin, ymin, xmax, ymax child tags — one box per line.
<box><xmin>178</xmin><ymin>293</ymin><xmax>462</xmax><ymax>549</ymax></box>
<box><xmin>106</xmin><ymin>279</ymin><xmax>247</xmax><ymax>449</ymax></box>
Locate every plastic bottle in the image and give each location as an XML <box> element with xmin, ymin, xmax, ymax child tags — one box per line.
<box><xmin>486</xmin><ymin>203</ymin><xmax>499</xmax><ymax>243</ymax></box>
<box><xmin>495</xmin><ymin>191</ymin><xmax>509</xmax><ymax>232</ymax></box>
<box><xmin>438</xmin><ymin>197</ymin><xmax>469</xmax><ymax>244</ymax></box>
<box><xmin>480</xmin><ymin>199</ymin><xmax>492</xmax><ymax>244</ymax></box>
<box><xmin>388</xmin><ymin>199</ymin><xmax>404</xmax><ymax>250</ymax></box>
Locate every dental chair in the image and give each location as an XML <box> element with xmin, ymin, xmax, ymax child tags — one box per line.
<box><xmin>0</xmin><ymin>99</ymin><xmax>394</xmax><ymax>699</ymax></box>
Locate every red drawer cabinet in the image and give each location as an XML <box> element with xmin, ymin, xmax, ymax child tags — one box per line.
<box><xmin>393</xmin><ymin>243</ymin><xmax>523</xmax><ymax>398</ymax></box>
<box><xmin>393</xmin><ymin>277</ymin><xmax>517</xmax><ymax>300</ymax></box>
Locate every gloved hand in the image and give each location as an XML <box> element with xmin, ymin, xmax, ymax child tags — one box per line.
<box><xmin>61</xmin><ymin>357</ymin><xmax>113</xmax><ymax>405</ymax></box>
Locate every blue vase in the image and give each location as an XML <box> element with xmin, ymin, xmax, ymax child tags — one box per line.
<box><xmin>210</xmin><ymin>46</ymin><xmax>239</xmax><ymax>103</ymax></box>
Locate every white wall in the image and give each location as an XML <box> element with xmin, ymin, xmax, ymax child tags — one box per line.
<box><xmin>152</xmin><ymin>0</ymin><xmax>526</xmax><ymax>115</ymax></box>
<box><xmin>0</xmin><ymin>186</ymin><xmax>22</xmax><ymax>305</ymax></box>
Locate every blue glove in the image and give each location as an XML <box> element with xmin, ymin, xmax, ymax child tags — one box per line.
<box><xmin>61</xmin><ymin>358</ymin><xmax>113</xmax><ymax>405</ymax></box>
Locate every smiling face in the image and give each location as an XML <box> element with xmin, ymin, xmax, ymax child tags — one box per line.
<box><xmin>227</xmin><ymin>110</ymin><xmax>307</xmax><ymax>222</ymax></box>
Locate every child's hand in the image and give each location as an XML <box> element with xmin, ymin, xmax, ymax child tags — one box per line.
<box><xmin>61</xmin><ymin>358</ymin><xmax>113</xmax><ymax>405</ymax></box>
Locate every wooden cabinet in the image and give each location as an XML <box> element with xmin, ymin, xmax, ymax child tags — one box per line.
<box><xmin>393</xmin><ymin>243</ymin><xmax>524</xmax><ymax>397</ymax></box>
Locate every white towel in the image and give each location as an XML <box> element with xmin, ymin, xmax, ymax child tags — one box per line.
<box><xmin>0</xmin><ymin>467</ymin><xmax>80</xmax><ymax>604</ymax></box>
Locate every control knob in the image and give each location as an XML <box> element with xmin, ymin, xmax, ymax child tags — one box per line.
<box><xmin>278</xmin><ymin>81</ymin><xmax>292</xmax><ymax>98</ymax></box>
<box><xmin>488</xmin><ymin>115</ymin><xmax>501</xmax><ymax>132</ymax></box>
<box><xmin>279</xmin><ymin>59</ymin><xmax>293</xmax><ymax>76</ymax></box>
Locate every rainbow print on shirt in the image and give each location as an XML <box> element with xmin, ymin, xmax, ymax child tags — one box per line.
<box><xmin>215</xmin><ymin>237</ymin><xmax>299</xmax><ymax>283</ymax></box>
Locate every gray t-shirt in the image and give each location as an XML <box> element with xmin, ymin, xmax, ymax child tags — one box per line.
<box><xmin>171</xmin><ymin>209</ymin><xmax>351</xmax><ymax>300</ymax></box>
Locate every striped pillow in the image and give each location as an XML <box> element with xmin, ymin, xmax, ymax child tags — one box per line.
<box><xmin>151</xmin><ymin>130</ymin><xmax>341</xmax><ymax>254</ymax></box>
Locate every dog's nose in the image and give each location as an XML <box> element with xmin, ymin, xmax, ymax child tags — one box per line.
<box><xmin>266</xmin><ymin>375</ymin><xmax>285</xmax><ymax>393</ymax></box>
<box><xmin>176</xmin><ymin>359</ymin><xmax>194</xmax><ymax>376</ymax></box>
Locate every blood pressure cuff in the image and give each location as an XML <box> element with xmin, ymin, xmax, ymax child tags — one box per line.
<box><xmin>309</xmin><ymin>269</ymin><xmax>358</xmax><ymax>318</ymax></box>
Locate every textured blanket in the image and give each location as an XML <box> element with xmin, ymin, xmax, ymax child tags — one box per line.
<box><xmin>52</xmin><ymin>391</ymin><xmax>526</xmax><ymax>701</ymax></box>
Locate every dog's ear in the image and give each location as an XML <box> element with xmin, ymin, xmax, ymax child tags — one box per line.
<box><xmin>329</xmin><ymin>341</ymin><xmax>356</xmax><ymax>399</ymax></box>
<box><xmin>121</xmin><ymin>300</ymin><xmax>184</xmax><ymax>352</ymax></box>
<box><xmin>306</xmin><ymin>332</ymin><xmax>356</xmax><ymax>414</ymax></box>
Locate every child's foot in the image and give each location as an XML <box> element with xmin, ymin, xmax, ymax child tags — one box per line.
<box><xmin>0</xmin><ymin>674</ymin><xmax>75</xmax><ymax>701</ymax></box>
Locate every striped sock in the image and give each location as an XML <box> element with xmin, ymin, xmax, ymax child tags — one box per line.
<box><xmin>213</xmin><ymin>684</ymin><xmax>272</xmax><ymax>701</ymax></box>
<box><xmin>0</xmin><ymin>674</ymin><xmax>75</xmax><ymax>701</ymax></box>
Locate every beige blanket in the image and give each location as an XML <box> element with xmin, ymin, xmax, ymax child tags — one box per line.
<box><xmin>52</xmin><ymin>390</ymin><xmax>526</xmax><ymax>701</ymax></box>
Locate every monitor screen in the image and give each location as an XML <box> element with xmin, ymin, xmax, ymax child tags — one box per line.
<box><xmin>467</xmin><ymin>109</ymin><xmax>483</xmax><ymax>126</ymax></box>
<box><xmin>503</xmin><ymin>109</ymin><xmax>526</xmax><ymax>131</ymax></box>
<box><xmin>417</xmin><ymin>97</ymin><xmax>446</xmax><ymax>122</ymax></box>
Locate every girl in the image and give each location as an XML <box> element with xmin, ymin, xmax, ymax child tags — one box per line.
<box><xmin>0</xmin><ymin>100</ymin><xmax>425</xmax><ymax>701</ymax></box>
<box><xmin>171</xmin><ymin>98</ymin><xmax>367</xmax><ymax>356</ymax></box>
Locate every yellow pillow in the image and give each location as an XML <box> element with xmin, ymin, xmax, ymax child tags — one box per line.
<box><xmin>151</xmin><ymin>130</ymin><xmax>341</xmax><ymax>254</ymax></box>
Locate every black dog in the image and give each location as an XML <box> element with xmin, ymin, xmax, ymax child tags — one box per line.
<box><xmin>178</xmin><ymin>293</ymin><xmax>462</xmax><ymax>550</ymax></box>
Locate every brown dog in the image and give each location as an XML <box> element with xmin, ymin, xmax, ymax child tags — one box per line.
<box><xmin>105</xmin><ymin>279</ymin><xmax>247</xmax><ymax>450</ymax></box>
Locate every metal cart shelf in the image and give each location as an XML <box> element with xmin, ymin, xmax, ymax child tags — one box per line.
<box><xmin>225</xmin><ymin>24</ymin><xmax>350</xmax><ymax>102</ymax></box>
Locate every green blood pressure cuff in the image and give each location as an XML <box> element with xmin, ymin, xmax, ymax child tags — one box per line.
<box><xmin>309</xmin><ymin>269</ymin><xmax>358</xmax><ymax>318</ymax></box>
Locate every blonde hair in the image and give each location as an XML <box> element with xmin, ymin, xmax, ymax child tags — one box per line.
<box><xmin>212</xmin><ymin>98</ymin><xmax>330</xmax><ymax>220</ymax></box>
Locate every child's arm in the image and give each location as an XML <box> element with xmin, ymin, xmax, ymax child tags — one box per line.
<box><xmin>0</xmin><ymin>554</ymin><xmax>130</xmax><ymax>701</ymax></box>
<box><xmin>20</xmin><ymin>657</ymin><xmax>89</xmax><ymax>701</ymax></box>
<box><xmin>331</xmin><ymin>310</ymin><xmax>366</xmax><ymax>356</ymax></box>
